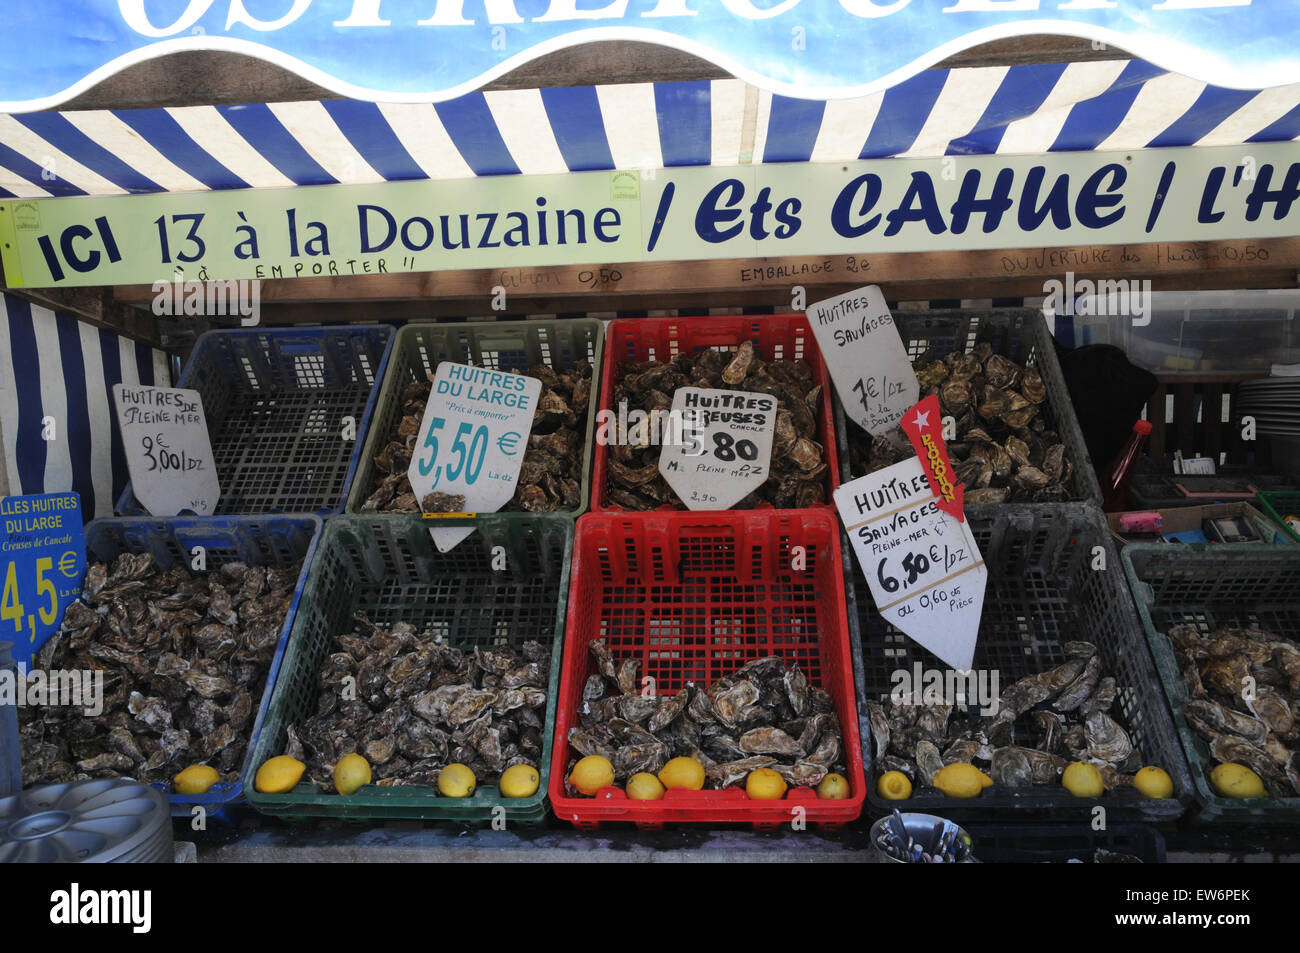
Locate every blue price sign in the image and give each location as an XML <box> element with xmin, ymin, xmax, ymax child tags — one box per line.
<box><xmin>0</xmin><ymin>492</ymin><xmax>85</xmax><ymax>666</ymax></box>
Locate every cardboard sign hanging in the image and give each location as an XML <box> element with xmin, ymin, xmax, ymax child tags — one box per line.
<box><xmin>408</xmin><ymin>362</ymin><xmax>541</xmax><ymax>553</ymax></box>
<box><xmin>806</xmin><ymin>285</ymin><xmax>919</xmax><ymax>436</ymax></box>
<box><xmin>0</xmin><ymin>492</ymin><xmax>85</xmax><ymax>666</ymax></box>
<box><xmin>113</xmin><ymin>385</ymin><xmax>219</xmax><ymax>516</ymax></box>
<box><xmin>657</xmin><ymin>387</ymin><xmax>776</xmax><ymax>510</ymax></box>
<box><xmin>834</xmin><ymin>458</ymin><xmax>987</xmax><ymax>671</ymax></box>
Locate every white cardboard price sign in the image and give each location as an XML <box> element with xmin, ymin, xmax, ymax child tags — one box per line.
<box><xmin>113</xmin><ymin>385</ymin><xmax>219</xmax><ymax>516</ymax></box>
<box><xmin>807</xmin><ymin>285</ymin><xmax>919</xmax><ymax>436</ymax></box>
<box><xmin>834</xmin><ymin>457</ymin><xmax>987</xmax><ymax>670</ymax></box>
<box><xmin>408</xmin><ymin>362</ymin><xmax>541</xmax><ymax>553</ymax></box>
<box><xmin>658</xmin><ymin>387</ymin><xmax>776</xmax><ymax>510</ymax></box>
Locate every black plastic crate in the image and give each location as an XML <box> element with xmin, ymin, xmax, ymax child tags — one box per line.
<box><xmin>965</xmin><ymin>824</ymin><xmax>1166</xmax><ymax>863</ymax></box>
<box><xmin>118</xmin><ymin>327</ymin><xmax>393</xmax><ymax>517</ymax></box>
<box><xmin>846</xmin><ymin>503</ymin><xmax>1190</xmax><ymax>822</ymax></box>
<box><xmin>835</xmin><ymin>309</ymin><xmax>1101</xmax><ymax>505</ymax></box>
<box><xmin>1123</xmin><ymin>544</ymin><xmax>1300</xmax><ymax>824</ymax></box>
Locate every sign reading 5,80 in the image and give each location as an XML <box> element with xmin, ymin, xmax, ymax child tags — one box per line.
<box><xmin>0</xmin><ymin>492</ymin><xmax>86</xmax><ymax>665</ymax></box>
<box><xmin>408</xmin><ymin>362</ymin><xmax>541</xmax><ymax>553</ymax></box>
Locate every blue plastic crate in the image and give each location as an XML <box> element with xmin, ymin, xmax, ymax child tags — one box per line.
<box><xmin>80</xmin><ymin>515</ymin><xmax>321</xmax><ymax>821</ymax></box>
<box><xmin>117</xmin><ymin>326</ymin><xmax>393</xmax><ymax>517</ymax></box>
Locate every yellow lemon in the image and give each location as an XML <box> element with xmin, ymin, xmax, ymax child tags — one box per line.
<box><xmin>1134</xmin><ymin>766</ymin><xmax>1174</xmax><ymax>799</ymax></box>
<box><xmin>333</xmin><ymin>753</ymin><xmax>372</xmax><ymax>796</ymax></box>
<box><xmin>1210</xmin><ymin>763</ymin><xmax>1267</xmax><ymax>799</ymax></box>
<box><xmin>438</xmin><ymin>763</ymin><xmax>477</xmax><ymax>798</ymax></box>
<box><xmin>626</xmin><ymin>772</ymin><xmax>666</xmax><ymax>800</ymax></box>
<box><xmin>933</xmin><ymin>763</ymin><xmax>985</xmax><ymax>799</ymax></box>
<box><xmin>658</xmin><ymin>756</ymin><xmax>706</xmax><ymax>791</ymax></box>
<box><xmin>1062</xmin><ymin>762</ymin><xmax>1105</xmax><ymax>798</ymax></box>
<box><xmin>745</xmin><ymin>768</ymin><xmax>788</xmax><ymax>800</ymax></box>
<box><xmin>876</xmin><ymin>770</ymin><xmax>912</xmax><ymax>801</ymax></box>
<box><xmin>569</xmin><ymin>755</ymin><xmax>615</xmax><ymax>796</ymax></box>
<box><xmin>173</xmin><ymin>764</ymin><xmax>220</xmax><ymax>795</ymax></box>
<box><xmin>254</xmin><ymin>755</ymin><xmax>305</xmax><ymax>794</ymax></box>
<box><xmin>499</xmin><ymin>764</ymin><xmax>540</xmax><ymax>799</ymax></box>
<box><xmin>817</xmin><ymin>773</ymin><xmax>850</xmax><ymax>799</ymax></box>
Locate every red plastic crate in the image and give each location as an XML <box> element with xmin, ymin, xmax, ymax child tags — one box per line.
<box><xmin>591</xmin><ymin>314</ymin><xmax>840</xmax><ymax>514</ymax></box>
<box><xmin>551</xmin><ymin>510</ymin><xmax>865</xmax><ymax>829</ymax></box>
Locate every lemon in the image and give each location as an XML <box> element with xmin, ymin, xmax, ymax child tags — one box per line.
<box><xmin>745</xmin><ymin>768</ymin><xmax>787</xmax><ymax>800</ymax></box>
<box><xmin>1210</xmin><ymin>762</ymin><xmax>1267</xmax><ymax>799</ymax></box>
<box><xmin>658</xmin><ymin>756</ymin><xmax>706</xmax><ymax>791</ymax></box>
<box><xmin>1134</xmin><ymin>766</ymin><xmax>1174</xmax><ymax>799</ymax></box>
<box><xmin>173</xmin><ymin>764</ymin><xmax>220</xmax><ymax>795</ymax></box>
<box><xmin>932</xmin><ymin>763</ymin><xmax>985</xmax><ymax>798</ymax></box>
<box><xmin>438</xmin><ymin>763</ymin><xmax>477</xmax><ymax>798</ymax></box>
<box><xmin>254</xmin><ymin>755</ymin><xmax>305</xmax><ymax>794</ymax></box>
<box><xmin>1062</xmin><ymin>761</ymin><xmax>1105</xmax><ymax>797</ymax></box>
<box><xmin>500</xmin><ymin>764</ymin><xmax>540</xmax><ymax>799</ymax></box>
<box><xmin>569</xmin><ymin>755</ymin><xmax>615</xmax><ymax>796</ymax></box>
<box><xmin>626</xmin><ymin>772</ymin><xmax>666</xmax><ymax>801</ymax></box>
<box><xmin>876</xmin><ymin>770</ymin><xmax>912</xmax><ymax>800</ymax></box>
<box><xmin>817</xmin><ymin>773</ymin><xmax>850</xmax><ymax>799</ymax></box>
<box><xmin>333</xmin><ymin>753</ymin><xmax>372</xmax><ymax>796</ymax></box>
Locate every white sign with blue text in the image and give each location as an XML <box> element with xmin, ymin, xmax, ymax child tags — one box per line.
<box><xmin>408</xmin><ymin>362</ymin><xmax>541</xmax><ymax>552</ymax></box>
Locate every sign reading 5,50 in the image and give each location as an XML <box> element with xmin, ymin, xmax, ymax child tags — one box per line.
<box><xmin>2</xmin><ymin>558</ymin><xmax>59</xmax><ymax>634</ymax></box>
<box><xmin>417</xmin><ymin>417</ymin><xmax>489</xmax><ymax>488</ymax></box>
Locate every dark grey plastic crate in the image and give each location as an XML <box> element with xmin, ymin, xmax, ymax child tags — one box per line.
<box><xmin>1123</xmin><ymin>544</ymin><xmax>1300</xmax><ymax>824</ymax></box>
<box><xmin>845</xmin><ymin>503</ymin><xmax>1190</xmax><ymax>822</ymax></box>
<box><xmin>834</xmin><ymin>309</ymin><xmax>1101</xmax><ymax>505</ymax></box>
<box><xmin>118</xmin><ymin>326</ymin><xmax>393</xmax><ymax>517</ymax></box>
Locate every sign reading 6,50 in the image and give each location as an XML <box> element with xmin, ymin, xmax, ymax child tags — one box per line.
<box><xmin>2</xmin><ymin>558</ymin><xmax>58</xmax><ymax>635</ymax></box>
<box><xmin>417</xmin><ymin>417</ymin><xmax>489</xmax><ymax>488</ymax></box>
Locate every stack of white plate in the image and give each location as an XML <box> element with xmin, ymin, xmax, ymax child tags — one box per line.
<box><xmin>0</xmin><ymin>779</ymin><xmax>173</xmax><ymax>863</ymax></box>
<box><xmin>1237</xmin><ymin>379</ymin><xmax>1300</xmax><ymax>438</ymax></box>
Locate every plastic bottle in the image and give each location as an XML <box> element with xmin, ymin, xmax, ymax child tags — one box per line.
<box><xmin>0</xmin><ymin>642</ymin><xmax>20</xmax><ymax>797</ymax></box>
<box><xmin>1102</xmin><ymin>420</ymin><xmax>1153</xmax><ymax>512</ymax></box>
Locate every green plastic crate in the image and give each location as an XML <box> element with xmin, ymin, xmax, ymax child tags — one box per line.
<box><xmin>346</xmin><ymin>319</ymin><xmax>603</xmax><ymax>517</ymax></box>
<box><xmin>244</xmin><ymin>513</ymin><xmax>572</xmax><ymax>823</ymax></box>
<box><xmin>1122</xmin><ymin>544</ymin><xmax>1300</xmax><ymax>824</ymax></box>
<box><xmin>1258</xmin><ymin>491</ymin><xmax>1300</xmax><ymax>544</ymax></box>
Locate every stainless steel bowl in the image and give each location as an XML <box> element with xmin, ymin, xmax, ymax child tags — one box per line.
<box><xmin>868</xmin><ymin>812</ymin><xmax>975</xmax><ymax>863</ymax></box>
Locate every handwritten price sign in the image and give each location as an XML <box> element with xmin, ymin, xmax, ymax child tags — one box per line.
<box><xmin>834</xmin><ymin>457</ymin><xmax>986</xmax><ymax>670</ymax></box>
<box><xmin>409</xmin><ymin>362</ymin><xmax>540</xmax><ymax>552</ymax></box>
<box><xmin>658</xmin><ymin>387</ymin><xmax>776</xmax><ymax>510</ymax></box>
<box><xmin>807</xmin><ymin>285</ymin><xmax>919</xmax><ymax>436</ymax></box>
<box><xmin>114</xmin><ymin>385</ymin><xmax>219</xmax><ymax>516</ymax></box>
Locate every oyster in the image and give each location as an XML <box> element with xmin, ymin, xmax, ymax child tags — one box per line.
<box><xmin>18</xmin><ymin>553</ymin><xmax>302</xmax><ymax>788</ymax></box>
<box><xmin>363</xmin><ymin>359</ymin><xmax>591</xmax><ymax>513</ymax></box>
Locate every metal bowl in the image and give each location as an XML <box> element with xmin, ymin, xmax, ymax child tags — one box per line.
<box><xmin>868</xmin><ymin>812</ymin><xmax>975</xmax><ymax>863</ymax></box>
<box><xmin>0</xmin><ymin>780</ymin><xmax>173</xmax><ymax>863</ymax></box>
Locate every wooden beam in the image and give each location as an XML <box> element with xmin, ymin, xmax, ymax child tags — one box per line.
<box><xmin>111</xmin><ymin>237</ymin><xmax>1300</xmax><ymax>324</ymax></box>
<box><xmin>0</xmin><ymin>258</ymin><xmax>164</xmax><ymax>347</ymax></box>
<box><xmin>56</xmin><ymin>36</ymin><xmax>1128</xmax><ymax>111</ymax></box>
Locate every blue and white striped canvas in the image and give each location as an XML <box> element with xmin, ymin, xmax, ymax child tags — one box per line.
<box><xmin>1</xmin><ymin>62</ymin><xmax>1298</xmax><ymax>198</ymax></box>
<box><xmin>0</xmin><ymin>292</ymin><xmax>171</xmax><ymax>518</ymax></box>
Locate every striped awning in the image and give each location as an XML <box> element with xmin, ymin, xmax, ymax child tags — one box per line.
<box><xmin>3</xmin><ymin>60</ymin><xmax>1299</xmax><ymax>200</ymax></box>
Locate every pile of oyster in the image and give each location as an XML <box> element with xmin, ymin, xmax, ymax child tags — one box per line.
<box><xmin>1169</xmin><ymin>624</ymin><xmax>1300</xmax><ymax>796</ymax></box>
<box><xmin>847</xmin><ymin>344</ymin><xmax>1074</xmax><ymax>503</ymax></box>
<box><xmin>286</xmin><ymin>614</ymin><xmax>549</xmax><ymax>791</ymax></box>
<box><xmin>18</xmin><ymin>554</ymin><xmax>301</xmax><ymax>789</ymax></box>
<box><xmin>362</xmin><ymin>360</ymin><xmax>591</xmax><ymax>513</ymax></box>
<box><xmin>565</xmin><ymin>642</ymin><xmax>847</xmax><ymax>792</ymax></box>
<box><xmin>606</xmin><ymin>341</ymin><xmax>827</xmax><ymax>510</ymax></box>
<box><xmin>867</xmin><ymin>642</ymin><xmax>1147</xmax><ymax>792</ymax></box>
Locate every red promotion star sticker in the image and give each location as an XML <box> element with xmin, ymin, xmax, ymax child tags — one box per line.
<box><xmin>899</xmin><ymin>394</ymin><xmax>965</xmax><ymax>521</ymax></box>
